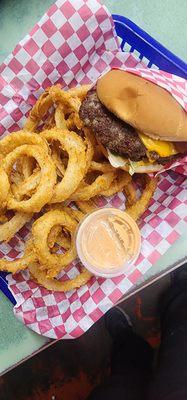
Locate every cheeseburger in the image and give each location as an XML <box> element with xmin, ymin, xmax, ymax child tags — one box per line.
<box><xmin>79</xmin><ymin>70</ymin><xmax>187</xmax><ymax>174</ymax></box>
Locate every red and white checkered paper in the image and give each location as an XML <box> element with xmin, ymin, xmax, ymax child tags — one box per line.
<box><xmin>0</xmin><ymin>0</ymin><xmax>186</xmax><ymax>338</ymax></box>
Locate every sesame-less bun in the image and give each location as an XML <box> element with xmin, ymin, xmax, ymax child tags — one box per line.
<box><xmin>96</xmin><ymin>70</ymin><xmax>187</xmax><ymax>142</ymax></box>
<box><xmin>120</xmin><ymin>163</ymin><xmax>163</xmax><ymax>174</ymax></box>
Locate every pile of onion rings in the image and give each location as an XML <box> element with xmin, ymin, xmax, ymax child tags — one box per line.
<box><xmin>0</xmin><ymin>84</ymin><xmax>158</xmax><ymax>292</ymax></box>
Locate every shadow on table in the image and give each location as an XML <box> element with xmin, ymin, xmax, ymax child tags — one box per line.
<box><xmin>0</xmin><ymin>274</ymin><xmax>170</xmax><ymax>400</ymax></box>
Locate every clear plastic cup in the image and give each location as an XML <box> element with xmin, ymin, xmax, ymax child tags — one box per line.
<box><xmin>76</xmin><ymin>208</ymin><xmax>141</xmax><ymax>278</ymax></box>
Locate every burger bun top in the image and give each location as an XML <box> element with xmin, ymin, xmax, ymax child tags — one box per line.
<box><xmin>96</xmin><ymin>69</ymin><xmax>187</xmax><ymax>142</ymax></box>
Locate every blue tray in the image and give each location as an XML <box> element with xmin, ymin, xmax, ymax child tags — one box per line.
<box><xmin>113</xmin><ymin>15</ymin><xmax>187</xmax><ymax>78</ymax></box>
<box><xmin>0</xmin><ymin>272</ymin><xmax>16</xmax><ymax>304</ymax></box>
<box><xmin>1</xmin><ymin>14</ymin><xmax>187</xmax><ymax>305</ymax></box>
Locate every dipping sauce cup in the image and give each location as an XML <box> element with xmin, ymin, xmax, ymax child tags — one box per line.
<box><xmin>76</xmin><ymin>208</ymin><xmax>141</xmax><ymax>278</ymax></box>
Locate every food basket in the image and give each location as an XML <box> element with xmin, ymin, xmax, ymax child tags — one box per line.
<box><xmin>0</xmin><ymin>13</ymin><xmax>187</xmax><ymax>305</ymax></box>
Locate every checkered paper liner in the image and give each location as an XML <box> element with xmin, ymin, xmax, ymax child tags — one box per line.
<box><xmin>0</xmin><ymin>0</ymin><xmax>186</xmax><ymax>338</ymax></box>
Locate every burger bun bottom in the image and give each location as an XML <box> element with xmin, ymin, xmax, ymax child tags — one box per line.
<box><xmin>97</xmin><ymin>142</ymin><xmax>163</xmax><ymax>174</ymax></box>
<box><xmin>120</xmin><ymin>163</ymin><xmax>163</xmax><ymax>174</ymax></box>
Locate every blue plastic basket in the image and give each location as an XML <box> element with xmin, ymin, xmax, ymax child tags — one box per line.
<box><xmin>0</xmin><ymin>272</ymin><xmax>16</xmax><ymax>304</ymax></box>
<box><xmin>113</xmin><ymin>15</ymin><xmax>187</xmax><ymax>79</ymax></box>
<box><xmin>0</xmin><ymin>14</ymin><xmax>187</xmax><ymax>304</ymax></box>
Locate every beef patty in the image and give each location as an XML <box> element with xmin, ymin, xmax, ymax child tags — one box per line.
<box><xmin>79</xmin><ymin>90</ymin><xmax>146</xmax><ymax>161</ymax></box>
<box><xmin>150</xmin><ymin>151</ymin><xmax>185</xmax><ymax>165</ymax></box>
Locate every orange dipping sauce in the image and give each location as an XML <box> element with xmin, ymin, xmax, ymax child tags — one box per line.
<box><xmin>76</xmin><ymin>208</ymin><xmax>141</xmax><ymax>278</ymax></box>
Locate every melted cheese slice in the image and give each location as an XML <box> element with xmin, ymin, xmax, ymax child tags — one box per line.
<box><xmin>138</xmin><ymin>132</ymin><xmax>177</xmax><ymax>157</ymax></box>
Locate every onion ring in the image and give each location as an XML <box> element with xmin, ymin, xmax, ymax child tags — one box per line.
<box><xmin>51</xmin><ymin>142</ymin><xmax>66</xmax><ymax>178</ymax></box>
<box><xmin>49</xmin><ymin>85</ymin><xmax>81</xmax><ymax>113</ymax></box>
<box><xmin>32</xmin><ymin>209</ymin><xmax>77</xmax><ymax>277</ymax></box>
<box><xmin>70</xmin><ymin>171</ymin><xmax>116</xmax><ymax>201</ymax></box>
<box><xmin>66</xmin><ymin>112</ymin><xmax>83</xmax><ymax>131</ymax></box>
<box><xmin>14</xmin><ymin>168</ymin><xmax>41</xmax><ymax>200</ymax></box>
<box><xmin>0</xmin><ymin>213</ymin><xmax>8</xmax><ymax>223</ymax></box>
<box><xmin>123</xmin><ymin>181</ymin><xmax>137</xmax><ymax>207</ymax></box>
<box><xmin>24</xmin><ymin>90</ymin><xmax>53</xmax><ymax>132</ymax></box>
<box><xmin>55</xmin><ymin>104</ymin><xmax>83</xmax><ymax>132</ymax></box>
<box><xmin>0</xmin><ymin>239</ymin><xmax>36</xmax><ymax>274</ymax></box>
<box><xmin>126</xmin><ymin>176</ymin><xmax>158</xmax><ymax>221</ymax></box>
<box><xmin>47</xmin><ymin>225</ymin><xmax>63</xmax><ymax>249</ymax></box>
<box><xmin>46</xmin><ymin>205</ymin><xmax>84</xmax><ymax>225</ymax></box>
<box><xmin>47</xmin><ymin>204</ymin><xmax>85</xmax><ymax>226</ymax></box>
<box><xmin>12</xmin><ymin>156</ymin><xmax>37</xmax><ymax>196</ymax></box>
<box><xmin>55</xmin><ymin>235</ymin><xmax>71</xmax><ymax>251</ymax></box>
<box><xmin>18</xmin><ymin>156</ymin><xmax>36</xmax><ymax>180</ymax></box>
<box><xmin>0</xmin><ymin>130</ymin><xmax>49</xmax><ymax>156</ymax></box>
<box><xmin>0</xmin><ymin>167</ymin><xmax>10</xmax><ymax>209</ymax></box>
<box><xmin>54</xmin><ymin>106</ymin><xmax>67</xmax><ymax>130</ymax></box>
<box><xmin>84</xmin><ymin>128</ymin><xmax>95</xmax><ymax>173</ymax></box>
<box><xmin>75</xmin><ymin>200</ymin><xmax>96</xmax><ymax>214</ymax></box>
<box><xmin>29</xmin><ymin>261</ymin><xmax>92</xmax><ymax>293</ymax></box>
<box><xmin>47</xmin><ymin>225</ymin><xmax>71</xmax><ymax>252</ymax></box>
<box><xmin>10</xmin><ymin>170</ymin><xmax>23</xmax><ymax>186</ymax></box>
<box><xmin>49</xmin><ymin>204</ymin><xmax>84</xmax><ymax>223</ymax></box>
<box><xmin>4</xmin><ymin>145</ymin><xmax>57</xmax><ymax>213</ymax></box>
<box><xmin>41</xmin><ymin>129</ymin><xmax>87</xmax><ymax>203</ymax></box>
<box><xmin>62</xmin><ymin>207</ymin><xmax>84</xmax><ymax>223</ymax></box>
<box><xmin>68</xmin><ymin>85</ymin><xmax>91</xmax><ymax>100</ymax></box>
<box><xmin>100</xmin><ymin>170</ymin><xmax>131</xmax><ymax>197</ymax></box>
<box><xmin>42</xmin><ymin>113</ymin><xmax>55</xmax><ymax>130</ymax></box>
<box><xmin>0</xmin><ymin>212</ymin><xmax>32</xmax><ymax>242</ymax></box>
<box><xmin>90</xmin><ymin>161</ymin><xmax>116</xmax><ymax>173</ymax></box>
